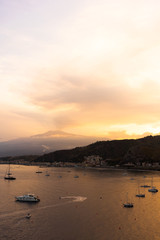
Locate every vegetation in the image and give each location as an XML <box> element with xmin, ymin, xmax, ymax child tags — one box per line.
<box><xmin>35</xmin><ymin>135</ymin><xmax>160</xmax><ymax>165</ymax></box>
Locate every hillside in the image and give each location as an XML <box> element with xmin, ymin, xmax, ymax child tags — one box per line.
<box><xmin>0</xmin><ymin>131</ymin><xmax>107</xmax><ymax>157</ymax></box>
<box><xmin>36</xmin><ymin>135</ymin><xmax>160</xmax><ymax>165</ymax></box>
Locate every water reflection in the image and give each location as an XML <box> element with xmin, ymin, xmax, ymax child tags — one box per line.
<box><xmin>0</xmin><ymin>165</ymin><xmax>160</xmax><ymax>240</ymax></box>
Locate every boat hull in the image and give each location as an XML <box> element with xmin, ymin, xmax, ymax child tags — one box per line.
<box><xmin>123</xmin><ymin>203</ymin><xmax>134</xmax><ymax>208</ymax></box>
<box><xmin>148</xmin><ymin>189</ymin><xmax>158</xmax><ymax>193</ymax></box>
<box><xmin>136</xmin><ymin>194</ymin><xmax>145</xmax><ymax>198</ymax></box>
<box><xmin>15</xmin><ymin>194</ymin><xmax>40</xmax><ymax>202</ymax></box>
<box><xmin>4</xmin><ymin>177</ymin><xmax>16</xmax><ymax>180</ymax></box>
<box><xmin>16</xmin><ymin>199</ymin><xmax>40</xmax><ymax>202</ymax></box>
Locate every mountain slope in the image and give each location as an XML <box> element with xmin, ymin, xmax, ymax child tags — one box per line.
<box><xmin>36</xmin><ymin>135</ymin><xmax>160</xmax><ymax>164</ymax></box>
<box><xmin>0</xmin><ymin>131</ymin><xmax>107</xmax><ymax>157</ymax></box>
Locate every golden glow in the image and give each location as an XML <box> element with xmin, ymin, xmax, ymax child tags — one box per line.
<box><xmin>1</xmin><ymin>0</ymin><xmax>160</xmax><ymax>140</ymax></box>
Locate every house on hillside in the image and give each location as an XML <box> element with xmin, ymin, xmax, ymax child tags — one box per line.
<box><xmin>84</xmin><ymin>155</ymin><xmax>102</xmax><ymax>167</ymax></box>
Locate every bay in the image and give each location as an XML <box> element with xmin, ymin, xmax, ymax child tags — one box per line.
<box><xmin>0</xmin><ymin>164</ymin><xmax>160</xmax><ymax>240</ymax></box>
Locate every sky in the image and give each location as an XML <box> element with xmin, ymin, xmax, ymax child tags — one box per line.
<box><xmin>1</xmin><ymin>0</ymin><xmax>160</xmax><ymax>141</ymax></box>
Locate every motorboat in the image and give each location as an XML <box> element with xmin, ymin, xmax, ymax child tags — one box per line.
<box><xmin>15</xmin><ymin>194</ymin><xmax>40</xmax><ymax>202</ymax></box>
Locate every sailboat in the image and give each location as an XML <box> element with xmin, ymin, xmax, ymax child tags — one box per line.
<box><xmin>4</xmin><ymin>163</ymin><xmax>16</xmax><ymax>180</ymax></box>
<box><xmin>148</xmin><ymin>177</ymin><xmax>158</xmax><ymax>193</ymax></box>
<box><xmin>45</xmin><ymin>171</ymin><xmax>50</xmax><ymax>176</ymax></box>
<box><xmin>136</xmin><ymin>184</ymin><xmax>145</xmax><ymax>198</ymax></box>
<box><xmin>123</xmin><ymin>193</ymin><xmax>134</xmax><ymax>208</ymax></box>
<box><xmin>140</xmin><ymin>177</ymin><xmax>151</xmax><ymax>188</ymax></box>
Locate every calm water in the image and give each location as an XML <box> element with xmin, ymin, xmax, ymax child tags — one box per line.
<box><xmin>1</xmin><ymin>165</ymin><xmax>160</xmax><ymax>240</ymax></box>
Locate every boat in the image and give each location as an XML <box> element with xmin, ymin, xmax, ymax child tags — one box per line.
<box><xmin>140</xmin><ymin>178</ymin><xmax>150</xmax><ymax>188</ymax></box>
<box><xmin>25</xmin><ymin>213</ymin><xmax>31</xmax><ymax>219</ymax></box>
<box><xmin>148</xmin><ymin>177</ymin><xmax>158</xmax><ymax>193</ymax></box>
<box><xmin>140</xmin><ymin>185</ymin><xmax>151</xmax><ymax>188</ymax></box>
<box><xmin>122</xmin><ymin>172</ymin><xmax>128</xmax><ymax>176</ymax></box>
<box><xmin>74</xmin><ymin>175</ymin><xmax>79</xmax><ymax>178</ymax></box>
<box><xmin>136</xmin><ymin>183</ymin><xmax>145</xmax><ymax>198</ymax></box>
<box><xmin>45</xmin><ymin>171</ymin><xmax>50</xmax><ymax>176</ymax></box>
<box><xmin>136</xmin><ymin>194</ymin><xmax>145</xmax><ymax>197</ymax></box>
<box><xmin>123</xmin><ymin>193</ymin><xmax>134</xmax><ymax>208</ymax></box>
<box><xmin>123</xmin><ymin>203</ymin><xmax>134</xmax><ymax>208</ymax></box>
<box><xmin>4</xmin><ymin>162</ymin><xmax>16</xmax><ymax>180</ymax></box>
<box><xmin>15</xmin><ymin>194</ymin><xmax>40</xmax><ymax>202</ymax></box>
<box><xmin>36</xmin><ymin>170</ymin><xmax>42</xmax><ymax>173</ymax></box>
<box><xmin>136</xmin><ymin>190</ymin><xmax>145</xmax><ymax>198</ymax></box>
<box><xmin>148</xmin><ymin>187</ymin><xmax>158</xmax><ymax>193</ymax></box>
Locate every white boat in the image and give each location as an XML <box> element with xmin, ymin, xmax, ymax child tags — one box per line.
<box><xmin>15</xmin><ymin>194</ymin><xmax>40</xmax><ymax>202</ymax></box>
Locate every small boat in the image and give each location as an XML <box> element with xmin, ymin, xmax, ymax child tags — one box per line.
<box><xmin>74</xmin><ymin>175</ymin><xmax>79</xmax><ymax>178</ymax></box>
<box><xmin>4</xmin><ymin>162</ymin><xmax>16</xmax><ymax>180</ymax></box>
<box><xmin>140</xmin><ymin>178</ymin><xmax>150</xmax><ymax>188</ymax></box>
<box><xmin>136</xmin><ymin>193</ymin><xmax>145</xmax><ymax>197</ymax></box>
<box><xmin>123</xmin><ymin>193</ymin><xmax>134</xmax><ymax>208</ymax></box>
<box><xmin>15</xmin><ymin>194</ymin><xmax>40</xmax><ymax>202</ymax></box>
<box><xmin>4</xmin><ymin>175</ymin><xmax>16</xmax><ymax>180</ymax></box>
<box><xmin>148</xmin><ymin>187</ymin><xmax>158</xmax><ymax>193</ymax></box>
<box><xmin>136</xmin><ymin>184</ymin><xmax>145</xmax><ymax>198</ymax></box>
<box><xmin>140</xmin><ymin>185</ymin><xmax>151</xmax><ymax>188</ymax></box>
<box><xmin>148</xmin><ymin>177</ymin><xmax>158</xmax><ymax>193</ymax></box>
<box><xmin>25</xmin><ymin>213</ymin><xmax>31</xmax><ymax>219</ymax></box>
<box><xmin>122</xmin><ymin>173</ymin><xmax>128</xmax><ymax>176</ymax></box>
<box><xmin>123</xmin><ymin>203</ymin><xmax>134</xmax><ymax>208</ymax></box>
<box><xmin>45</xmin><ymin>171</ymin><xmax>50</xmax><ymax>176</ymax></box>
<box><xmin>36</xmin><ymin>171</ymin><xmax>42</xmax><ymax>173</ymax></box>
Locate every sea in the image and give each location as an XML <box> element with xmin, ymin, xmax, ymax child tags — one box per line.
<box><xmin>0</xmin><ymin>164</ymin><xmax>160</xmax><ymax>240</ymax></box>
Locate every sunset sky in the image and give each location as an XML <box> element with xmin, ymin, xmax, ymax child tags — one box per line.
<box><xmin>1</xmin><ymin>0</ymin><xmax>160</xmax><ymax>141</ymax></box>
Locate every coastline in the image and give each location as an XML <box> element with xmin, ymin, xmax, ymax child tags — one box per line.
<box><xmin>1</xmin><ymin>161</ymin><xmax>160</xmax><ymax>173</ymax></box>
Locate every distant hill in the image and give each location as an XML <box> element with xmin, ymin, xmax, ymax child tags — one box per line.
<box><xmin>36</xmin><ymin>135</ymin><xmax>160</xmax><ymax>164</ymax></box>
<box><xmin>0</xmin><ymin>131</ymin><xmax>108</xmax><ymax>157</ymax></box>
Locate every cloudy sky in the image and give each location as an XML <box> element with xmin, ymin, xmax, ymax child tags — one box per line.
<box><xmin>1</xmin><ymin>0</ymin><xmax>160</xmax><ymax>141</ymax></box>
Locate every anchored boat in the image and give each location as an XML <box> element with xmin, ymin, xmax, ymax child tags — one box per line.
<box><xmin>15</xmin><ymin>194</ymin><xmax>40</xmax><ymax>202</ymax></box>
<box><xmin>4</xmin><ymin>162</ymin><xmax>16</xmax><ymax>180</ymax></box>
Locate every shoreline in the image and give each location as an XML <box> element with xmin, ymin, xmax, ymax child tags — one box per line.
<box><xmin>1</xmin><ymin>161</ymin><xmax>160</xmax><ymax>173</ymax></box>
